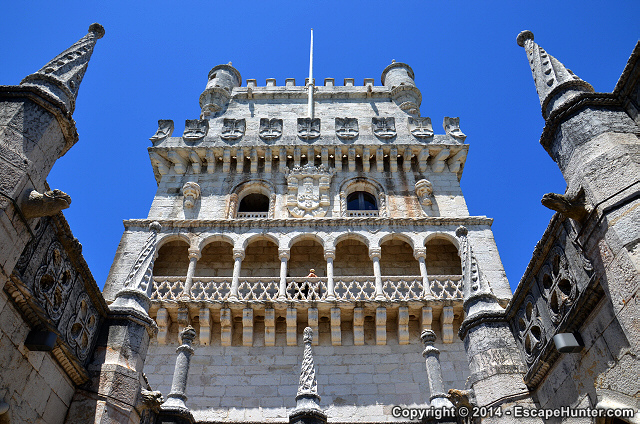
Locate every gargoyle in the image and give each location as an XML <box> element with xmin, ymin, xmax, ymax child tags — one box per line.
<box><xmin>22</xmin><ymin>189</ymin><xmax>71</xmax><ymax>219</ymax></box>
<box><xmin>541</xmin><ymin>187</ymin><xmax>590</xmax><ymax>222</ymax></box>
<box><xmin>447</xmin><ymin>388</ymin><xmax>476</xmax><ymax>410</ymax></box>
<box><xmin>138</xmin><ymin>389</ymin><xmax>164</xmax><ymax>413</ymax></box>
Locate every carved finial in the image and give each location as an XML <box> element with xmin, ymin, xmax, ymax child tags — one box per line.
<box><xmin>303</xmin><ymin>326</ymin><xmax>313</xmax><ymax>344</ymax></box>
<box><xmin>295</xmin><ymin>326</ymin><xmax>321</xmax><ymax>409</ymax></box>
<box><xmin>392</xmin><ymin>59</ymin><xmax>396</xmax><ymax>63</ymax></box>
<box><xmin>149</xmin><ymin>221</ymin><xmax>161</xmax><ymax>233</ymax></box>
<box><xmin>20</xmin><ymin>23</ymin><xmax>105</xmax><ymax>115</ymax></box>
<box><xmin>517</xmin><ymin>30</ymin><xmax>594</xmax><ymax>118</ymax></box>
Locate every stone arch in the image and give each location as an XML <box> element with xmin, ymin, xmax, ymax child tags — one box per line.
<box><xmin>332</xmin><ymin>232</ymin><xmax>370</xmax><ymax>250</ymax></box>
<box><xmin>241</xmin><ymin>236</ymin><xmax>280</xmax><ymax>277</ymax></box>
<box><xmin>287</xmin><ymin>233</ymin><xmax>326</xmax><ymax>251</ymax></box>
<box><xmin>231</xmin><ymin>179</ymin><xmax>276</xmax><ymax>218</ymax></box>
<box><xmin>240</xmin><ymin>233</ymin><xmax>281</xmax><ymax>250</ymax></box>
<box><xmin>157</xmin><ymin>233</ymin><xmax>191</xmax><ymax>250</ymax></box>
<box><xmin>154</xmin><ymin>236</ymin><xmax>190</xmax><ymax>276</ymax></box>
<box><xmin>338</xmin><ymin>177</ymin><xmax>386</xmax><ymax>217</ymax></box>
<box><xmin>424</xmin><ymin>235</ymin><xmax>462</xmax><ymax>275</ymax></box>
<box><xmin>196</xmin><ymin>236</ymin><xmax>235</xmax><ymax>278</ymax></box>
<box><xmin>379</xmin><ymin>234</ymin><xmax>420</xmax><ymax>276</ymax></box>
<box><xmin>288</xmin><ymin>235</ymin><xmax>326</xmax><ymax>277</ymax></box>
<box><xmin>198</xmin><ymin>233</ymin><xmax>236</xmax><ymax>252</ymax></box>
<box><xmin>422</xmin><ymin>231</ymin><xmax>460</xmax><ymax>251</ymax></box>
<box><xmin>378</xmin><ymin>232</ymin><xmax>415</xmax><ymax>251</ymax></box>
<box><xmin>334</xmin><ymin>236</ymin><xmax>373</xmax><ymax>277</ymax></box>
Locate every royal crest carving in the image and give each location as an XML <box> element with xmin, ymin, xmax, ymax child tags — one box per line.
<box><xmin>183</xmin><ymin>119</ymin><xmax>209</xmax><ymax>141</ymax></box>
<box><xmin>67</xmin><ymin>292</ymin><xmax>99</xmax><ymax>361</ymax></box>
<box><xmin>408</xmin><ymin>117</ymin><xmax>433</xmax><ymax>138</ymax></box>
<box><xmin>34</xmin><ymin>241</ymin><xmax>76</xmax><ymax>323</ymax></box>
<box><xmin>149</xmin><ymin>120</ymin><xmax>174</xmax><ymax>144</ymax></box>
<box><xmin>335</xmin><ymin>117</ymin><xmax>358</xmax><ymax>139</ymax></box>
<box><xmin>259</xmin><ymin>118</ymin><xmax>283</xmax><ymax>140</ymax></box>
<box><xmin>220</xmin><ymin>118</ymin><xmax>245</xmax><ymax>141</ymax></box>
<box><xmin>285</xmin><ymin>164</ymin><xmax>334</xmax><ymax>218</ymax></box>
<box><xmin>372</xmin><ymin>117</ymin><xmax>396</xmax><ymax>139</ymax></box>
<box><xmin>298</xmin><ymin>117</ymin><xmax>321</xmax><ymax>140</ymax></box>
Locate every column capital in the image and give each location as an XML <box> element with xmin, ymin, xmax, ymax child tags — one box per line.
<box><xmin>369</xmin><ymin>247</ymin><xmax>381</xmax><ymax>260</ymax></box>
<box><xmin>233</xmin><ymin>249</ymin><xmax>245</xmax><ymax>260</ymax></box>
<box><xmin>188</xmin><ymin>248</ymin><xmax>201</xmax><ymax>261</ymax></box>
<box><xmin>421</xmin><ymin>329</ymin><xmax>440</xmax><ymax>357</ymax></box>
<box><xmin>278</xmin><ymin>249</ymin><xmax>290</xmax><ymax>260</ymax></box>
<box><xmin>324</xmin><ymin>249</ymin><xmax>336</xmax><ymax>260</ymax></box>
<box><xmin>413</xmin><ymin>247</ymin><xmax>426</xmax><ymax>260</ymax></box>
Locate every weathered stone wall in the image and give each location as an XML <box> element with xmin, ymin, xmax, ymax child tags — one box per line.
<box><xmin>196</xmin><ymin>241</ymin><xmax>234</xmax><ymax>277</ymax></box>
<box><xmin>289</xmin><ymin>240</ymin><xmax>326</xmax><ymax>278</ymax></box>
<box><xmin>334</xmin><ymin>240</ymin><xmax>373</xmax><ymax>276</ymax></box>
<box><xmin>143</xmin><ymin>318</ymin><xmax>470</xmax><ymax>423</ymax></box>
<box><xmin>424</xmin><ymin>238</ymin><xmax>462</xmax><ymax>275</ymax></box>
<box><xmin>380</xmin><ymin>240</ymin><xmax>420</xmax><ymax>276</ymax></box>
<box><xmin>241</xmin><ymin>240</ymin><xmax>280</xmax><ymax>277</ymax></box>
<box><xmin>154</xmin><ymin>240</ymin><xmax>190</xmax><ymax>276</ymax></box>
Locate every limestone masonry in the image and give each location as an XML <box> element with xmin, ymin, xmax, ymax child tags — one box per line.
<box><xmin>0</xmin><ymin>25</ymin><xmax>638</xmax><ymax>424</ymax></box>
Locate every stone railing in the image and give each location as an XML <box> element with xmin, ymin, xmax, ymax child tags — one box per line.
<box><xmin>347</xmin><ymin>210</ymin><xmax>379</xmax><ymax>217</ymax></box>
<box><xmin>236</xmin><ymin>211</ymin><xmax>269</xmax><ymax>218</ymax></box>
<box><xmin>150</xmin><ymin>275</ymin><xmax>462</xmax><ymax>302</ymax></box>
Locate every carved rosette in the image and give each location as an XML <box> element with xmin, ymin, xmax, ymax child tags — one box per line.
<box><xmin>372</xmin><ymin>117</ymin><xmax>396</xmax><ymax>139</ymax></box>
<box><xmin>220</xmin><ymin>118</ymin><xmax>245</xmax><ymax>141</ymax></box>
<box><xmin>259</xmin><ymin>118</ymin><xmax>282</xmax><ymax>140</ymax></box>
<box><xmin>515</xmin><ymin>294</ymin><xmax>546</xmax><ymax>364</ymax></box>
<box><xmin>537</xmin><ymin>245</ymin><xmax>577</xmax><ymax>325</ymax></box>
<box><xmin>298</xmin><ymin>118</ymin><xmax>321</xmax><ymax>140</ymax></box>
<box><xmin>182</xmin><ymin>182</ymin><xmax>201</xmax><ymax>208</ymax></box>
<box><xmin>335</xmin><ymin>117</ymin><xmax>358</xmax><ymax>139</ymax></box>
<box><xmin>33</xmin><ymin>241</ymin><xmax>76</xmax><ymax>323</ymax></box>
<box><xmin>149</xmin><ymin>120</ymin><xmax>174</xmax><ymax>145</ymax></box>
<box><xmin>286</xmin><ymin>164</ymin><xmax>334</xmax><ymax>218</ymax></box>
<box><xmin>408</xmin><ymin>117</ymin><xmax>433</xmax><ymax>138</ymax></box>
<box><xmin>183</xmin><ymin>119</ymin><xmax>209</xmax><ymax>141</ymax></box>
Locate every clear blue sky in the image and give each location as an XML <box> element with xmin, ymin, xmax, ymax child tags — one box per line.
<box><xmin>1</xmin><ymin>1</ymin><xmax>637</xmax><ymax>292</ymax></box>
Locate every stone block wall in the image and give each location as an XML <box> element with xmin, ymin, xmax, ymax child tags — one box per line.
<box><xmin>197</xmin><ymin>241</ymin><xmax>234</xmax><ymax>277</ymax></box>
<box><xmin>424</xmin><ymin>238</ymin><xmax>462</xmax><ymax>275</ymax></box>
<box><xmin>334</xmin><ymin>240</ymin><xmax>373</xmax><ymax>276</ymax></box>
<box><xmin>154</xmin><ymin>240</ymin><xmax>190</xmax><ymax>276</ymax></box>
<box><xmin>0</xmin><ymin>289</ymin><xmax>75</xmax><ymax>424</ymax></box>
<box><xmin>143</xmin><ymin>317</ymin><xmax>470</xmax><ymax>423</ymax></box>
<box><xmin>380</xmin><ymin>240</ymin><xmax>420</xmax><ymax>276</ymax></box>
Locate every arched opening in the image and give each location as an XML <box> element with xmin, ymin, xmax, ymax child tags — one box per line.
<box><xmin>424</xmin><ymin>238</ymin><xmax>462</xmax><ymax>275</ymax></box>
<box><xmin>238</xmin><ymin>193</ymin><xmax>269</xmax><ymax>213</ymax></box>
<box><xmin>380</xmin><ymin>239</ymin><xmax>420</xmax><ymax>276</ymax></box>
<box><xmin>334</xmin><ymin>238</ymin><xmax>373</xmax><ymax>276</ymax></box>
<box><xmin>289</xmin><ymin>239</ymin><xmax>325</xmax><ymax>277</ymax></box>
<box><xmin>195</xmin><ymin>241</ymin><xmax>234</xmax><ymax>277</ymax></box>
<box><xmin>347</xmin><ymin>191</ymin><xmax>377</xmax><ymax>211</ymax></box>
<box><xmin>153</xmin><ymin>240</ymin><xmax>189</xmax><ymax>276</ymax></box>
<box><xmin>240</xmin><ymin>239</ymin><xmax>279</xmax><ymax>277</ymax></box>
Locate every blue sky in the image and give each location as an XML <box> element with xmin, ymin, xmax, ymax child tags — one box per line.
<box><xmin>1</xmin><ymin>1</ymin><xmax>637</xmax><ymax>292</ymax></box>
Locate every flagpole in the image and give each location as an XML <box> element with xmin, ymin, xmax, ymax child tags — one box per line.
<box><xmin>308</xmin><ymin>28</ymin><xmax>314</xmax><ymax>119</ymax></box>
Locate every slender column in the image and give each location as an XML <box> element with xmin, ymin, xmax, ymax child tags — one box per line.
<box><xmin>278</xmin><ymin>249</ymin><xmax>290</xmax><ymax>301</ymax></box>
<box><xmin>413</xmin><ymin>247</ymin><xmax>431</xmax><ymax>299</ymax></box>
<box><xmin>162</xmin><ymin>326</ymin><xmax>197</xmax><ymax>413</ymax></box>
<box><xmin>229</xmin><ymin>249</ymin><xmax>245</xmax><ymax>301</ymax></box>
<box><xmin>324</xmin><ymin>249</ymin><xmax>336</xmax><ymax>300</ymax></box>
<box><xmin>369</xmin><ymin>248</ymin><xmax>384</xmax><ymax>301</ymax></box>
<box><xmin>181</xmin><ymin>248</ymin><xmax>201</xmax><ymax>299</ymax></box>
<box><xmin>421</xmin><ymin>330</ymin><xmax>454</xmax><ymax>409</ymax></box>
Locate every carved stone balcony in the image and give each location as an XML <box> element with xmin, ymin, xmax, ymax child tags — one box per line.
<box><xmin>347</xmin><ymin>210</ymin><xmax>379</xmax><ymax>217</ymax></box>
<box><xmin>235</xmin><ymin>211</ymin><xmax>268</xmax><ymax>219</ymax></box>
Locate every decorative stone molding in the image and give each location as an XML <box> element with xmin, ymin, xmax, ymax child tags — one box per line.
<box><xmin>335</xmin><ymin>117</ymin><xmax>358</xmax><ymax>139</ymax></box>
<box><xmin>292</xmin><ymin>327</ymin><xmax>323</xmax><ymax>417</ymax></box>
<box><xmin>432</xmin><ymin>148</ymin><xmax>450</xmax><ymax>173</ymax></box>
<box><xmin>177</xmin><ymin>307</ymin><xmax>190</xmax><ymax>335</ymax></box>
<box><xmin>167</xmin><ymin>151</ymin><xmax>188</xmax><ymax>174</ymax></box>
<box><xmin>199</xmin><ymin>308</ymin><xmax>211</xmax><ymax>346</ymax></box>
<box><xmin>220</xmin><ymin>308</ymin><xmax>232</xmax><ymax>346</ymax></box>
<box><xmin>421</xmin><ymin>306</ymin><xmax>433</xmax><ymax>331</ymax></box>
<box><xmin>448</xmin><ymin>149</ymin><xmax>467</xmax><ymax>173</ymax></box>
<box><xmin>408</xmin><ymin>117</ymin><xmax>433</xmax><ymax>138</ymax></box>
<box><xmin>268</xmin><ymin>193</ymin><xmax>276</xmax><ymax>218</ymax></box>
<box><xmin>421</xmin><ymin>330</ymin><xmax>455</xmax><ymax>408</ymax></box>
<box><xmin>372</xmin><ymin>117</ymin><xmax>396</xmax><ymax>139</ymax></box>
<box><xmin>443</xmin><ymin>117</ymin><xmax>466</xmax><ymax>141</ymax></box>
<box><xmin>376</xmin><ymin>307</ymin><xmax>387</xmax><ymax>345</ymax></box>
<box><xmin>189</xmin><ymin>151</ymin><xmax>201</xmax><ymax>174</ymax></box>
<box><xmin>259</xmin><ymin>118</ymin><xmax>282</xmax><ymax>140</ymax></box>
<box><xmin>339</xmin><ymin>191</ymin><xmax>347</xmax><ymax>217</ymax></box>
<box><xmin>441</xmin><ymin>306</ymin><xmax>455</xmax><ymax>343</ymax></box>
<box><xmin>220</xmin><ymin>118</ymin><xmax>245</xmax><ymax>141</ymax></box>
<box><xmin>67</xmin><ymin>292</ymin><xmax>99</xmax><ymax>361</ymax></box>
<box><xmin>368</xmin><ymin>247</ymin><xmax>382</xmax><ymax>260</ymax></box>
<box><xmin>182</xmin><ymin>182</ymin><xmax>200</xmax><ymax>208</ymax></box>
<box><xmin>22</xmin><ymin>189</ymin><xmax>71</xmax><ymax>219</ymax></box>
<box><xmin>161</xmin><ymin>326</ymin><xmax>196</xmax><ymax>414</ymax></box>
<box><xmin>286</xmin><ymin>164</ymin><xmax>334</xmax><ymax>218</ymax></box>
<box><xmin>415</xmin><ymin>179</ymin><xmax>433</xmax><ymax>210</ymax></box>
<box><xmin>183</xmin><ymin>119</ymin><xmax>208</xmax><ymax>141</ymax></box>
<box><xmin>378</xmin><ymin>192</ymin><xmax>388</xmax><ymax>217</ymax></box>
<box><xmin>149</xmin><ymin>120</ymin><xmax>174</xmax><ymax>145</ymax></box>
<box><xmin>298</xmin><ymin>117</ymin><xmax>321</xmax><ymax>140</ymax></box>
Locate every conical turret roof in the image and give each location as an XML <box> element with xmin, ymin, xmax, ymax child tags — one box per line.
<box><xmin>20</xmin><ymin>23</ymin><xmax>104</xmax><ymax>116</ymax></box>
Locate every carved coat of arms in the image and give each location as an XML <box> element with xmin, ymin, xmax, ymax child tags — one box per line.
<box><xmin>260</xmin><ymin>118</ymin><xmax>283</xmax><ymax>140</ymax></box>
<box><xmin>220</xmin><ymin>118</ymin><xmax>245</xmax><ymax>140</ymax></box>
<box><xmin>408</xmin><ymin>117</ymin><xmax>433</xmax><ymax>138</ymax></box>
<box><xmin>149</xmin><ymin>120</ymin><xmax>174</xmax><ymax>145</ymax></box>
<box><xmin>285</xmin><ymin>164</ymin><xmax>334</xmax><ymax>218</ymax></box>
<box><xmin>372</xmin><ymin>117</ymin><xmax>396</xmax><ymax>139</ymax></box>
<box><xmin>335</xmin><ymin>117</ymin><xmax>358</xmax><ymax>139</ymax></box>
<box><xmin>183</xmin><ymin>119</ymin><xmax>209</xmax><ymax>141</ymax></box>
<box><xmin>298</xmin><ymin>118</ymin><xmax>321</xmax><ymax>140</ymax></box>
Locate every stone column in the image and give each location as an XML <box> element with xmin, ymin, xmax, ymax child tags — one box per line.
<box><xmin>369</xmin><ymin>248</ymin><xmax>385</xmax><ymax>301</ymax></box>
<box><xmin>421</xmin><ymin>330</ymin><xmax>454</xmax><ymax>409</ymax></box>
<box><xmin>159</xmin><ymin>326</ymin><xmax>196</xmax><ymax>423</ymax></box>
<box><xmin>324</xmin><ymin>249</ymin><xmax>336</xmax><ymax>300</ymax></box>
<box><xmin>278</xmin><ymin>249</ymin><xmax>290</xmax><ymax>301</ymax></box>
<box><xmin>181</xmin><ymin>248</ymin><xmax>201</xmax><ymax>300</ymax></box>
<box><xmin>413</xmin><ymin>247</ymin><xmax>431</xmax><ymax>299</ymax></box>
<box><xmin>229</xmin><ymin>248</ymin><xmax>245</xmax><ymax>301</ymax></box>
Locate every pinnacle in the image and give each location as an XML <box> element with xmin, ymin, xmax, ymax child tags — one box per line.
<box><xmin>517</xmin><ymin>30</ymin><xmax>534</xmax><ymax>47</ymax></box>
<box><xmin>89</xmin><ymin>23</ymin><xmax>105</xmax><ymax>39</ymax></box>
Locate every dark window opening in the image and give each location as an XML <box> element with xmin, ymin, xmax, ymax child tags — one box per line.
<box><xmin>238</xmin><ymin>193</ymin><xmax>269</xmax><ymax>212</ymax></box>
<box><xmin>347</xmin><ymin>191</ymin><xmax>377</xmax><ymax>210</ymax></box>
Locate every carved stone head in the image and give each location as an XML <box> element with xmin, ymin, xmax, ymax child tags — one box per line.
<box><xmin>415</xmin><ymin>179</ymin><xmax>433</xmax><ymax>206</ymax></box>
<box><xmin>182</xmin><ymin>182</ymin><xmax>201</xmax><ymax>208</ymax></box>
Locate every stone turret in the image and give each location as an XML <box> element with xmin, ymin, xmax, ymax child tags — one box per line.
<box><xmin>516</xmin><ymin>30</ymin><xmax>593</xmax><ymax>119</ymax></box>
<box><xmin>199</xmin><ymin>62</ymin><xmax>242</xmax><ymax>117</ymax></box>
<box><xmin>381</xmin><ymin>60</ymin><xmax>421</xmax><ymax>115</ymax></box>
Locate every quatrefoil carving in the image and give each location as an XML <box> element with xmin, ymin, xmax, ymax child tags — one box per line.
<box><xmin>538</xmin><ymin>246</ymin><xmax>577</xmax><ymax>325</ymax></box>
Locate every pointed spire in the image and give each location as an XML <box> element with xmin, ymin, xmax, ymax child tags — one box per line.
<box><xmin>517</xmin><ymin>30</ymin><xmax>594</xmax><ymax>119</ymax></box>
<box><xmin>294</xmin><ymin>327</ymin><xmax>322</xmax><ymax>412</ymax></box>
<box><xmin>455</xmin><ymin>226</ymin><xmax>503</xmax><ymax>317</ymax></box>
<box><xmin>20</xmin><ymin>23</ymin><xmax>104</xmax><ymax>116</ymax></box>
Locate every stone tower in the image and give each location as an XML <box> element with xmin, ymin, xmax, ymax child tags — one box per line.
<box><xmin>103</xmin><ymin>59</ymin><xmax>512</xmax><ymax>422</ymax></box>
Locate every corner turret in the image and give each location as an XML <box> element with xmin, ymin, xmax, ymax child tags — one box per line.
<box><xmin>517</xmin><ymin>30</ymin><xmax>594</xmax><ymax>119</ymax></box>
<box><xmin>199</xmin><ymin>62</ymin><xmax>241</xmax><ymax>118</ymax></box>
<box><xmin>381</xmin><ymin>60</ymin><xmax>421</xmax><ymax>115</ymax></box>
